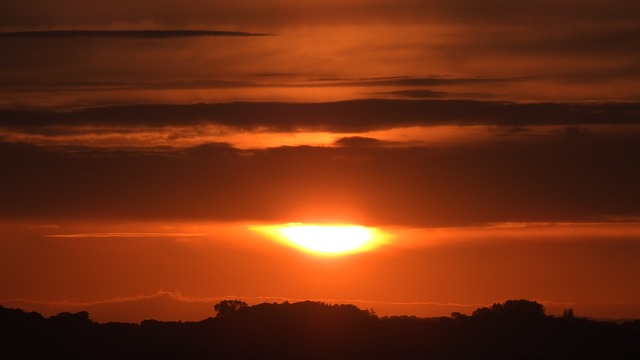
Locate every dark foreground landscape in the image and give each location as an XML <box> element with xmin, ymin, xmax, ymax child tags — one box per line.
<box><xmin>2</xmin><ymin>300</ymin><xmax>639</xmax><ymax>359</ymax></box>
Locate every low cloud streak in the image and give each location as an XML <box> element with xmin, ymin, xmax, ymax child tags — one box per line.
<box><xmin>0</xmin><ymin>29</ymin><xmax>272</xmax><ymax>39</ymax></box>
<box><xmin>2</xmin><ymin>100</ymin><xmax>639</xmax><ymax>133</ymax></box>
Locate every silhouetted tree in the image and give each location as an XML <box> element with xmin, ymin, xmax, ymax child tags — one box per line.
<box><xmin>472</xmin><ymin>299</ymin><xmax>546</xmax><ymax>321</ymax></box>
<box><xmin>51</xmin><ymin>311</ymin><xmax>90</xmax><ymax>322</ymax></box>
<box><xmin>214</xmin><ymin>300</ymin><xmax>248</xmax><ymax>318</ymax></box>
<box><xmin>563</xmin><ymin>308</ymin><xmax>575</xmax><ymax>319</ymax></box>
<box><xmin>3</xmin><ymin>301</ymin><xmax>639</xmax><ymax>359</ymax></box>
<box><xmin>450</xmin><ymin>311</ymin><xmax>469</xmax><ymax>321</ymax></box>
<box><xmin>499</xmin><ymin>299</ymin><xmax>545</xmax><ymax>318</ymax></box>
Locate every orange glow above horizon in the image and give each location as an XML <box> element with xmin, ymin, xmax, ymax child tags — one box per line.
<box><xmin>251</xmin><ymin>223</ymin><xmax>388</xmax><ymax>255</ymax></box>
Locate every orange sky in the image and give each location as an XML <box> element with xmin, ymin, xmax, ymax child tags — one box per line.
<box><xmin>1</xmin><ymin>0</ymin><xmax>640</xmax><ymax>322</ymax></box>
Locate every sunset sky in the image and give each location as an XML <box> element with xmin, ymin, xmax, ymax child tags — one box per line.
<box><xmin>1</xmin><ymin>0</ymin><xmax>640</xmax><ymax>323</ymax></box>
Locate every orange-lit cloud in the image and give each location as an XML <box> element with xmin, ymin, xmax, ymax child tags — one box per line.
<box><xmin>2</xmin><ymin>2</ymin><xmax>640</xmax><ymax>106</ymax></box>
<box><xmin>387</xmin><ymin>221</ymin><xmax>640</xmax><ymax>249</ymax></box>
<box><xmin>2</xmin><ymin>100</ymin><xmax>639</xmax><ymax>151</ymax></box>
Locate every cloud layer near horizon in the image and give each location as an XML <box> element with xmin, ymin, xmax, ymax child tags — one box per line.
<box><xmin>2</xmin><ymin>100</ymin><xmax>639</xmax><ymax>132</ymax></box>
<box><xmin>6</xmin><ymin>289</ymin><xmax>639</xmax><ymax>323</ymax></box>
<box><xmin>2</xmin><ymin>133</ymin><xmax>639</xmax><ymax>227</ymax></box>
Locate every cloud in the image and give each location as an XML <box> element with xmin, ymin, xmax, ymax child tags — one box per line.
<box><xmin>2</xmin><ymin>3</ymin><xmax>637</xmax><ymax>104</ymax></box>
<box><xmin>0</xmin><ymin>29</ymin><xmax>272</xmax><ymax>39</ymax></box>
<box><xmin>44</xmin><ymin>232</ymin><xmax>207</xmax><ymax>238</ymax></box>
<box><xmin>318</xmin><ymin>76</ymin><xmax>526</xmax><ymax>88</ymax></box>
<box><xmin>368</xmin><ymin>89</ymin><xmax>448</xmax><ymax>99</ymax></box>
<box><xmin>0</xmin><ymin>76</ymin><xmax>521</xmax><ymax>92</ymax></box>
<box><xmin>2</xmin><ymin>100</ymin><xmax>639</xmax><ymax>134</ymax></box>
<box><xmin>2</xmin><ymin>1</ymin><xmax>639</xmax><ymax>30</ymax></box>
<box><xmin>333</xmin><ymin>136</ymin><xmax>389</xmax><ymax>148</ymax></box>
<box><xmin>1</xmin><ymin>132</ymin><xmax>639</xmax><ymax>227</ymax></box>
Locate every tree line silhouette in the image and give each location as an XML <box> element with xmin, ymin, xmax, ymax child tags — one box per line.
<box><xmin>1</xmin><ymin>299</ymin><xmax>638</xmax><ymax>359</ymax></box>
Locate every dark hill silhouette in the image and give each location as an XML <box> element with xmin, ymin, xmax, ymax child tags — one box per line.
<box><xmin>1</xmin><ymin>300</ymin><xmax>639</xmax><ymax>359</ymax></box>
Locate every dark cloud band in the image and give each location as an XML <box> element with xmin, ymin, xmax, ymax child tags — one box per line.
<box><xmin>1</xmin><ymin>134</ymin><xmax>639</xmax><ymax>226</ymax></box>
<box><xmin>0</xmin><ymin>30</ymin><xmax>272</xmax><ymax>39</ymax></box>
<box><xmin>2</xmin><ymin>100</ymin><xmax>639</xmax><ymax>133</ymax></box>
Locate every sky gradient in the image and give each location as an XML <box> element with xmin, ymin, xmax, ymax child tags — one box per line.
<box><xmin>1</xmin><ymin>0</ymin><xmax>640</xmax><ymax>322</ymax></box>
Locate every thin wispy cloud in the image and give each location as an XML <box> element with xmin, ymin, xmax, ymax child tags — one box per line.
<box><xmin>44</xmin><ymin>232</ymin><xmax>207</xmax><ymax>238</ymax></box>
<box><xmin>322</xmin><ymin>76</ymin><xmax>529</xmax><ymax>87</ymax></box>
<box><xmin>0</xmin><ymin>76</ymin><xmax>522</xmax><ymax>91</ymax></box>
<box><xmin>0</xmin><ymin>29</ymin><xmax>273</xmax><ymax>39</ymax></box>
<box><xmin>368</xmin><ymin>89</ymin><xmax>448</xmax><ymax>99</ymax></box>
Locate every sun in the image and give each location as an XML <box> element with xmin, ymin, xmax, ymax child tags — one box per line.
<box><xmin>282</xmin><ymin>224</ymin><xmax>372</xmax><ymax>253</ymax></box>
<box><xmin>252</xmin><ymin>223</ymin><xmax>387</xmax><ymax>255</ymax></box>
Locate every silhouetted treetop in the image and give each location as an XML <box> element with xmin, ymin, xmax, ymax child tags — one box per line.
<box><xmin>2</xmin><ymin>301</ymin><xmax>639</xmax><ymax>360</ymax></box>
<box><xmin>214</xmin><ymin>299</ymin><xmax>248</xmax><ymax>318</ymax></box>
<box><xmin>563</xmin><ymin>307</ymin><xmax>575</xmax><ymax>319</ymax></box>
<box><xmin>472</xmin><ymin>299</ymin><xmax>546</xmax><ymax>321</ymax></box>
<box><xmin>50</xmin><ymin>310</ymin><xmax>91</xmax><ymax>323</ymax></box>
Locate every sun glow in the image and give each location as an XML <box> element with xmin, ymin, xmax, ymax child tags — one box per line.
<box><xmin>252</xmin><ymin>223</ymin><xmax>388</xmax><ymax>255</ymax></box>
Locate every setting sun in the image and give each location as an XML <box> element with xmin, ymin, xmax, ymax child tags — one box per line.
<box><xmin>252</xmin><ymin>223</ymin><xmax>387</xmax><ymax>255</ymax></box>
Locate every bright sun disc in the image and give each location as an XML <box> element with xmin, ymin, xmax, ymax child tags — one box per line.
<box><xmin>252</xmin><ymin>223</ymin><xmax>387</xmax><ymax>255</ymax></box>
<box><xmin>282</xmin><ymin>224</ymin><xmax>371</xmax><ymax>253</ymax></box>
